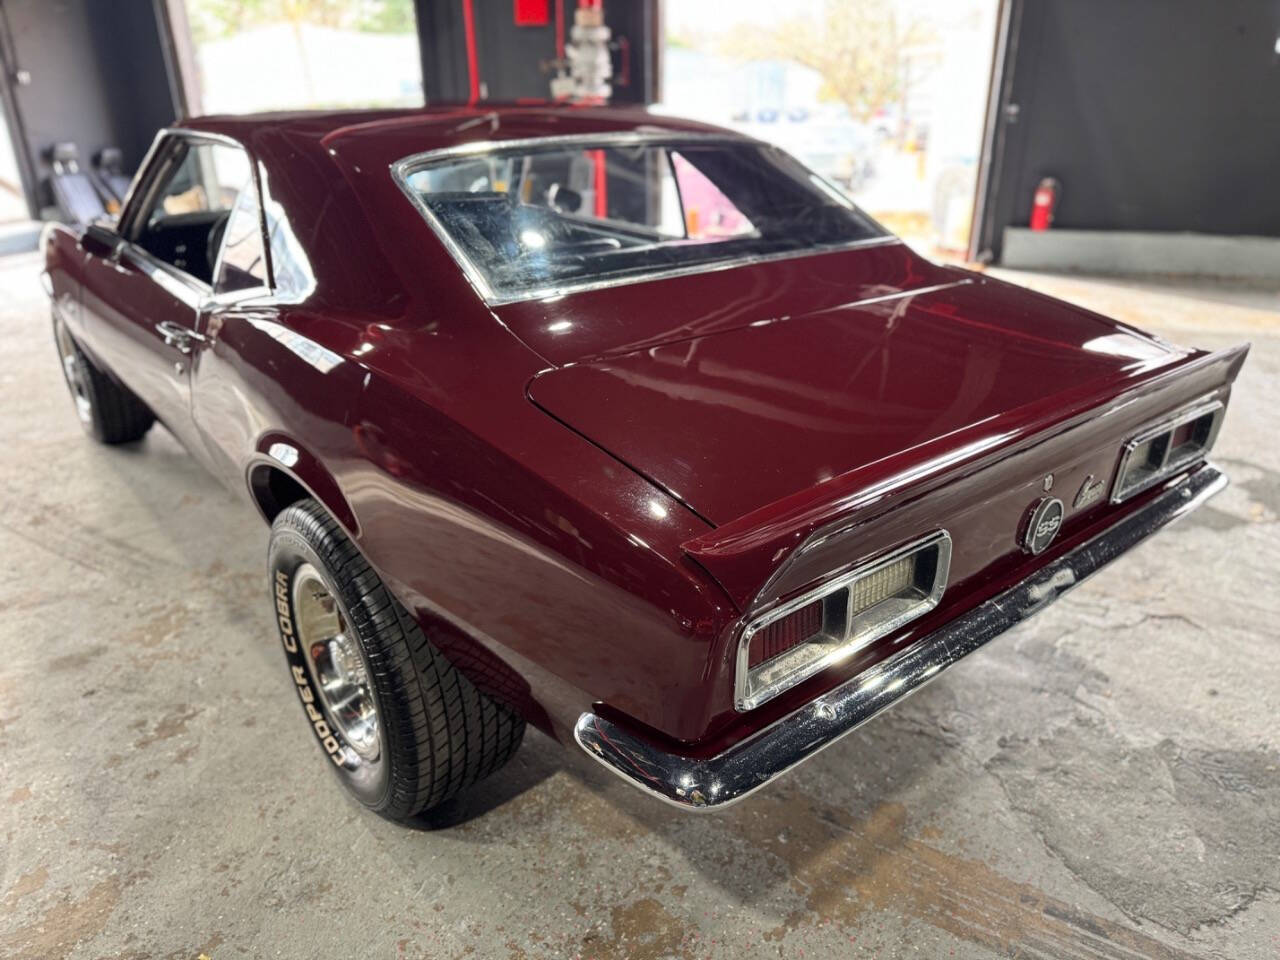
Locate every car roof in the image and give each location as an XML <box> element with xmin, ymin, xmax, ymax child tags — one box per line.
<box><xmin>180</xmin><ymin>103</ymin><xmax>741</xmax><ymax>168</ymax></box>
<box><xmin>170</xmin><ymin>104</ymin><xmax>749</xmax><ymax>318</ymax></box>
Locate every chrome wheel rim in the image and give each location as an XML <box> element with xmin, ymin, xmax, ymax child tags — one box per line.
<box><xmin>53</xmin><ymin>319</ymin><xmax>92</xmax><ymax>424</ymax></box>
<box><xmin>291</xmin><ymin>563</ymin><xmax>381</xmax><ymax>763</ymax></box>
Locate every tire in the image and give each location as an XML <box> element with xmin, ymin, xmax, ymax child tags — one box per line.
<box><xmin>52</xmin><ymin>310</ymin><xmax>154</xmax><ymax>444</ymax></box>
<box><xmin>267</xmin><ymin>498</ymin><xmax>525</xmax><ymax>822</ymax></box>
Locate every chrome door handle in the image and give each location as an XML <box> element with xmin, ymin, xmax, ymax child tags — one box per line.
<box><xmin>154</xmin><ymin>321</ymin><xmax>205</xmax><ymax>355</ymax></box>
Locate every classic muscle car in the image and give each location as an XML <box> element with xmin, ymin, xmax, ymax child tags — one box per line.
<box><xmin>41</xmin><ymin>105</ymin><xmax>1248</xmax><ymax>819</ymax></box>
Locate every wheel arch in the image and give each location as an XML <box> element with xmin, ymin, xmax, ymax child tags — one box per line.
<box><xmin>248</xmin><ymin>433</ymin><xmax>553</xmax><ymax>741</ymax></box>
<box><xmin>245</xmin><ymin>434</ymin><xmax>360</xmax><ymax>539</ymax></box>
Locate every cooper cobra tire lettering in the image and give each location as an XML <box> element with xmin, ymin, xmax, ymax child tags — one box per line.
<box><xmin>275</xmin><ymin>570</ymin><xmax>297</xmax><ymax>652</ymax></box>
<box><xmin>278</xmin><ymin>573</ymin><xmax>344</xmax><ymax>765</ymax></box>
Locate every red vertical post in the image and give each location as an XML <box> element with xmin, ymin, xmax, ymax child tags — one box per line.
<box><xmin>591</xmin><ymin>149</ymin><xmax>607</xmax><ymax>218</ymax></box>
<box><xmin>462</xmin><ymin>0</ymin><xmax>481</xmax><ymax>104</ymax></box>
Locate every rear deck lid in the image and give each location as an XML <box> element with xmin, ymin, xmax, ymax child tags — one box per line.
<box><xmin>528</xmin><ymin>276</ymin><xmax>1185</xmax><ymax>528</ymax></box>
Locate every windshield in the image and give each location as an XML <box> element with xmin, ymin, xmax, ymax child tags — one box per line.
<box><xmin>396</xmin><ymin>137</ymin><xmax>888</xmax><ymax>303</ymax></box>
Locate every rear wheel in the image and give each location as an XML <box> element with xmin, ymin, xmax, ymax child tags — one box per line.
<box><xmin>267</xmin><ymin>499</ymin><xmax>525</xmax><ymax>822</ymax></box>
<box><xmin>52</xmin><ymin>311</ymin><xmax>154</xmax><ymax>444</ymax></box>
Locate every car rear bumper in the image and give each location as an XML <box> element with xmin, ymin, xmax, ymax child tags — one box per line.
<box><xmin>574</xmin><ymin>462</ymin><xmax>1226</xmax><ymax>810</ymax></box>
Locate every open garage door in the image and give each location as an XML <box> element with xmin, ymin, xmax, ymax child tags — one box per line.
<box><xmin>659</xmin><ymin>0</ymin><xmax>1002</xmax><ymax>261</ymax></box>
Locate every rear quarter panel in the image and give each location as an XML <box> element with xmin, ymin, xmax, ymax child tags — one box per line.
<box><xmin>193</xmin><ymin>298</ymin><xmax>739</xmax><ymax>745</ymax></box>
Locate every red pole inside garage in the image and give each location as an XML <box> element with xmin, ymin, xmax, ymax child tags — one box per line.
<box><xmin>462</xmin><ymin>0</ymin><xmax>481</xmax><ymax>103</ymax></box>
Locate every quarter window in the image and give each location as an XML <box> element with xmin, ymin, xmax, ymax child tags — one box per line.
<box><xmin>129</xmin><ymin>138</ymin><xmax>260</xmax><ymax>288</ymax></box>
<box><xmin>214</xmin><ymin>183</ymin><xmax>268</xmax><ymax>294</ymax></box>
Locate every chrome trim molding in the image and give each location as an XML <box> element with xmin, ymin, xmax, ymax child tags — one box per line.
<box><xmin>118</xmin><ymin>244</ymin><xmax>211</xmax><ymax>308</ymax></box>
<box><xmin>165</xmin><ymin>125</ymin><xmax>251</xmax><ymax>150</ymax></box>
<box><xmin>575</xmin><ymin>462</ymin><xmax>1227</xmax><ymax>810</ymax></box>
<box><xmin>388</xmin><ymin>132</ymin><xmax>899</xmax><ymax>306</ymax></box>
<box><xmin>733</xmin><ymin>530</ymin><xmax>952</xmax><ymax>712</ymax></box>
<box><xmin>115</xmin><ymin>129</ymin><xmax>169</xmax><ymax>229</ymax></box>
<box><xmin>397</xmin><ymin>131</ymin><xmax>757</xmax><ymax>167</ymax></box>
<box><xmin>1110</xmin><ymin>397</ymin><xmax>1225</xmax><ymax>504</ymax></box>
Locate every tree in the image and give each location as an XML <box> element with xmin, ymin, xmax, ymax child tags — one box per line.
<box><xmin>188</xmin><ymin>0</ymin><xmax>416</xmax><ymax>43</ymax></box>
<box><xmin>186</xmin><ymin>0</ymin><xmax>417</xmax><ymax>106</ymax></box>
<box><xmin>721</xmin><ymin>0</ymin><xmax>936</xmax><ymax>125</ymax></box>
<box><xmin>357</xmin><ymin>0</ymin><xmax>416</xmax><ymax>33</ymax></box>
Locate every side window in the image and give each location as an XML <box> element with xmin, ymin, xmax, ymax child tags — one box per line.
<box><xmin>130</xmin><ymin>139</ymin><xmax>254</xmax><ymax>286</ymax></box>
<box><xmin>214</xmin><ymin>183</ymin><xmax>267</xmax><ymax>294</ymax></box>
<box><xmin>671</xmin><ymin>151</ymin><xmax>756</xmax><ymax>240</ymax></box>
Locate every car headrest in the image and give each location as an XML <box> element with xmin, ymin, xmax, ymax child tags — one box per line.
<box><xmin>96</xmin><ymin>147</ymin><xmax>124</xmax><ymax>172</ymax></box>
<box><xmin>50</xmin><ymin>142</ymin><xmax>81</xmax><ymax>164</ymax></box>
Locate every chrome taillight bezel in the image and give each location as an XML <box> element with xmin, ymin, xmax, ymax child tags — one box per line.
<box><xmin>734</xmin><ymin>530</ymin><xmax>952</xmax><ymax>712</ymax></box>
<box><xmin>1110</xmin><ymin>398</ymin><xmax>1225</xmax><ymax>504</ymax></box>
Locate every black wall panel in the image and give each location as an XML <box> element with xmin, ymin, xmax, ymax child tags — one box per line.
<box><xmin>416</xmin><ymin>0</ymin><xmax>471</xmax><ymax>102</ymax></box>
<box><xmin>414</xmin><ymin>0</ymin><xmax>657</xmax><ymax>104</ymax></box>
<box><xmin>85</xmin><ymin>1</ymin><xmax>175</xmax><ymax>167</ymax></box>
<box><xmin>977</xmin><ymin>0</ymin><xmax>1280</xmax><ymax>260</ymax></box>
<box><xmin>0</xmin><ymin>0</ymin><xmax>175</xmax><ymax>216</ymax></box>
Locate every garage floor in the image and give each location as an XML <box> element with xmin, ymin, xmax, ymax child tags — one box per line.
<box><xmin>2</xmin><ymin>251</ymin><xmax>1278</xmax><ymax>960</ymax></box>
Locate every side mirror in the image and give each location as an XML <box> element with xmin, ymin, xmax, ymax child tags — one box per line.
<box><xmin>79</xmin><ymin>222</ymin><xmax>119</xmax><ymax>259</ymax></box>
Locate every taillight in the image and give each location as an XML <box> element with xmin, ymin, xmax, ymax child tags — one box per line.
<box><xmin>735</xmin><ymin>531</ymin><xmax>952</xmax><ymax>711</ymax></box>
<box><xmin>748</xmin><ymin>598</ymin><xmax>823</xmax><ymax>668</ymax></box>
<box><xmin>1112</xmin><ymin>399</ymin><xmax>1224</xmax><ymax>503</ymax></box>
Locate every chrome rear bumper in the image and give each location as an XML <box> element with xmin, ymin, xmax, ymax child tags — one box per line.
<box><xmin>575</xmin><ymin>463</ymin><xmax>1226</xmax><ymax>810</ymax></box>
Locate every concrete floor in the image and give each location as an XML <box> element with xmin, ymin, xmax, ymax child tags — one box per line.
<box><xmin>1</xmin><ymin>252</ymin><xmax>1278</xmax><ymax>960</ymax></box>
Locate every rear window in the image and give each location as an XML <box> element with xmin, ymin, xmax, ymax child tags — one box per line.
<box><xmin>396</xmin><ymin>138</ymin><xmax>888</xmax><ymax>304</ymax></box>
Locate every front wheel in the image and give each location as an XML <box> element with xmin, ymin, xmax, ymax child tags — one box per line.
<box><xmin>267</xmin><ymin>499</ymin><xmax>525</xmax><ymax>822</ymax></box>
<box><xmin>52</xmin><ymin>311</ymin><xmax>154</xmax><ymax>444</ymax></box>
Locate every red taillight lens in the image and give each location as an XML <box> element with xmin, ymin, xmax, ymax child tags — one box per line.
<box><xmin>1168</xmin><ymin>420</ymin><xmax>1196</xmax><ymax>449</ymax></box>
<box><xmin>748</xmin><ymin>599</ymin><xmax>823</xmax><ymax>668</ymax></box>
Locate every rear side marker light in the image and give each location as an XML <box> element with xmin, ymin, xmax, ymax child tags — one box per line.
<box><xmin>735</xmin><ymin>531</ymin><xmax>952</xmax><ymax>711</ymax></box>
<box><xmin>1112</xmin><ymin>400</ymin><xmax>1224</xmax><ymax>504</ymax></box>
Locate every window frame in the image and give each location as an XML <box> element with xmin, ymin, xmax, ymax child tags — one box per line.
<box><xmin>117</xmin><ymin>129</ymin><xmax>275</xmax><ymax>305</ymax></box>
<box><xmin>391</xmin><ymin>131</ymin><xmax>897</xmax><ymax>307</ymax></box>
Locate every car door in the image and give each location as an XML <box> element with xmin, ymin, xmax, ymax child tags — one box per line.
<box><xmin>187</xmin><ymin>168</ymin><xmax>277</xmax><ymax>489</ymax></box>
<box><xmin>77</xmin><ymin>133</ymin><xmax>260</xmax><ymax>459</ymax></box>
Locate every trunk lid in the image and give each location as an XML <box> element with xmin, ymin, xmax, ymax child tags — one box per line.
<box><xmin>528</xmin><ymin>274</ymin><xmax>1185</xmax><ymax>529</ymax></box>
<box><xmin>529</xmin><ymin>271</ymin><xmax>1249</xmax><ymax>613</ymax></box>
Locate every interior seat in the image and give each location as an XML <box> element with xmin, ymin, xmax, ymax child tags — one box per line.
<box><xmin>46</xmin><ymin>142</ymin><xmax>106</xmax><ymax>225</ymax></box>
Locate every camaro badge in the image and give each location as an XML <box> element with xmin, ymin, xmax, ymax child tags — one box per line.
<box><xmin>1023</xmin><ymin>497</ymin><xmax>1065</xmax><ymax>555</ymax></box>
<box><xmin>1074</xmin><ymin>474</ymin><xmax>1105</xmax><ymax>509</ymax></box>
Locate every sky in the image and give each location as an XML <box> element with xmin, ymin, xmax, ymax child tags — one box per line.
<box><xmin>665</xmin><ymin>0</ymin><xmax>986</xmax><ymax>40</ymax></box>
<box><xmin>667</xmin><ymin>0</ymin><xmax>823</xmax><ymax>37</ymax></box>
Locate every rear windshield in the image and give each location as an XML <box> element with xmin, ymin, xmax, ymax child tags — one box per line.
<box><xmin>396</xmin><ymin>138</ymin><xmax>887</xmax><ymax>303</ymax></box>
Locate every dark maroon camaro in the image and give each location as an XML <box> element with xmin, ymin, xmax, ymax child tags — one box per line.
<box><xmin>42</xmin><ymin>105</ymin><xmax>1248</xmax><ymax>816</ymax></box>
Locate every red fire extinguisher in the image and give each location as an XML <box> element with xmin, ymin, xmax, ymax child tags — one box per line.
<box><xmin>1030</xmin><ymin>177</ymin><xmax>1060</xmax><ymax>231</ymax></box>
